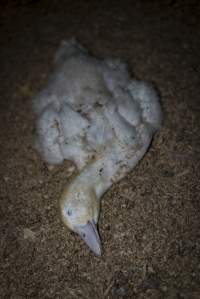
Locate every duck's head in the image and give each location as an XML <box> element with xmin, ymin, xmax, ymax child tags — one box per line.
<box><xmin>60</xmin><ymin>182</ymin><xmax>101</xmax><ymax>256</ymax></box>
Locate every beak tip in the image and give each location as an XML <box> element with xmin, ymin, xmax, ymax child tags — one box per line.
<box><xmin>75</xmin><ymin>220</ymin><xmax>102</xmax><ymax>257</ymax></box>
<box><xmin>93</xmin><ymin>245</ymin><xmax>102</xmax><ymax>257</ymax></box>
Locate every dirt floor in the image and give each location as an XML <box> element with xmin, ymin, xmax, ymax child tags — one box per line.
<box><xmin>0</xmin><ymin>0</ymin><xmax>200</xmax><ymax>298</ymax></box>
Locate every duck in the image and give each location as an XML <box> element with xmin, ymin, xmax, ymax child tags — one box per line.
<box><xmin>33</xmin><ymin>38</ymin><xmax>162</xmax><ymax>256</ymax></box>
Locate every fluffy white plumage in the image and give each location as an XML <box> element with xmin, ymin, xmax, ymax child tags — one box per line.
<box><xmin>33</xmin><ymin>39</ymin><xmax>162</xmax><ymax>255</ymax></box>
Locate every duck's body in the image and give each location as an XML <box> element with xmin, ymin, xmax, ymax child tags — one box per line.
<box><xmin>33</xmin><ymin>39</ymin><xmax>162</xmax><ymax>255</ymax></box>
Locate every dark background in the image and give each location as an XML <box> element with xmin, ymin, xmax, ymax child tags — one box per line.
<box><xmin>0</xmin><ymin>1</ymin><xmax>199</xmax><ymax>298</ymax></box>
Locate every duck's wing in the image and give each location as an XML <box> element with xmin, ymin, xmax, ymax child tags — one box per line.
<box><xmin>35</xmin><ymin>101</ymin><xmax>95</xmax><ymax>169</ymax></box>
<box><xmin>127</xmin><ymin>80</ymin><xmax>163</xmax><ymax>131</ymax></box>
<box><xmin>35</xmin><ymin>105</ymin><xmax>64</xmax><ymax>165</ymax></box>
<box><xmin>58</xmin><ymin>104</ymin><xmax>94</xmax><ymax>169</ymax></box>
<box><xmin>33</xmin><ymin>40</ymin><xmax>107</xmax><ymax>115</ymax></box>
<box><xmin>89</xmin><ymin>62</ymin><xmax>163</xmax><ymax>193</ymax></box>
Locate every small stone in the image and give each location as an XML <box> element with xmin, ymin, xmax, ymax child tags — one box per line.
<box><xmin>161</xmin><ymin>285</ymin><xmax>167</xmax><ymax>292</ymax></box>
<box><xmin>140</xmin><ymin>273</ymin><xmax>160</xmax><ymax>291</ymax></box>
<box><xmin>23</xmin><ymin>228</ymin><xmax>36</xmax><ymax>241</ymax></box>
<box><xmin>147</xmin><ymin>265</ymin><xmax>155</xmax><ymax>273</ymax></box>
<box><xmin>67</xmin><ymin>165</ymin><xmax>76</xmax><ymax>173</ymax></box>
<box><xmin>43</xmin><ymin>194</ymin><xmax>49</xmax><ymax>199</ymax></box>
<box><xmin>19</xmin><ymin>83</ymin><xmax>34</xmax><ymax>97</ymax></box>
<box><xmin>112</xmin><ymin>286</ymin><xmax>127</xmax><ymax>297</ymax></box>
<box><xmin>47</xmin><ymin>165</ymin><xmax>55</xmax><ymax>171</ymax></box>
<box><xmin>66</xmin><ymin>165</ymin><xmax>76</xmax><ymax>177</ymax></box>
<box><xmin>4</xmin><ymin>176</ymin><xmax>9</xmax><ymax>182</ymax></box>
<box><xmin>191</xmin><ymin>272</ymin><xmax>196</xmax><ymax>277</ymax></box>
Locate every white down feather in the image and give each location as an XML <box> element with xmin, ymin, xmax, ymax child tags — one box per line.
<box><xmin>33</xmin><ymin>39</ymin><xmax>162</xmax><ymax>193</ymax></box>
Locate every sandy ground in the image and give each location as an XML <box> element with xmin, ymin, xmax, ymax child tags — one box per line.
<box><xmin>0</xmin><ymin>1</ymin><xmax>200</xmax><ymax>298</ymax></box>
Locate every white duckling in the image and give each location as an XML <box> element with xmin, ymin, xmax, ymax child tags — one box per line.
<box><xmin>33</xmin><ymin>39</ymin><xmax>162</xmax><ymax>256</ymax></box>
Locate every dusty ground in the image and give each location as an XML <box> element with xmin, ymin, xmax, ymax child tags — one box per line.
<box><xmin>0</xmin><ymin>0</ymin><xmax>200</xmax><ymax>298</ymax></box>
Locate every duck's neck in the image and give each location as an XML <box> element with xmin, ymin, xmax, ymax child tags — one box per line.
<box><xmin>72</xmin><ymin>155</ymin><xmax>115</xmax><ymax>199</ymax></box>
<box><xmin>71</xmin><ymin>142</ymin><xmax>131</xmax><ymax>199</ymax></box>
<box><xmin>71</xmin><ymin>126</ymin><xmax>152</xmax><ymax>199</ymax></box>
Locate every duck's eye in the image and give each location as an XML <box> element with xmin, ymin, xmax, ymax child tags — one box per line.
<box><xmin>67</xmin><ymin>209</ymin><xmax>72</xmax><ymax>216</ymax></box>
<box><xmin>64</xmin><ymin>208</ymin><xmax>72</xmax><ymax>217</ymax></box>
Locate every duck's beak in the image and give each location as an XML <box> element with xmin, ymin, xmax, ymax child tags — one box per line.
<box><xmin>75</xmin><ymin>220</ymin><xmax>101</xmax><ymax>256</ymax></box>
